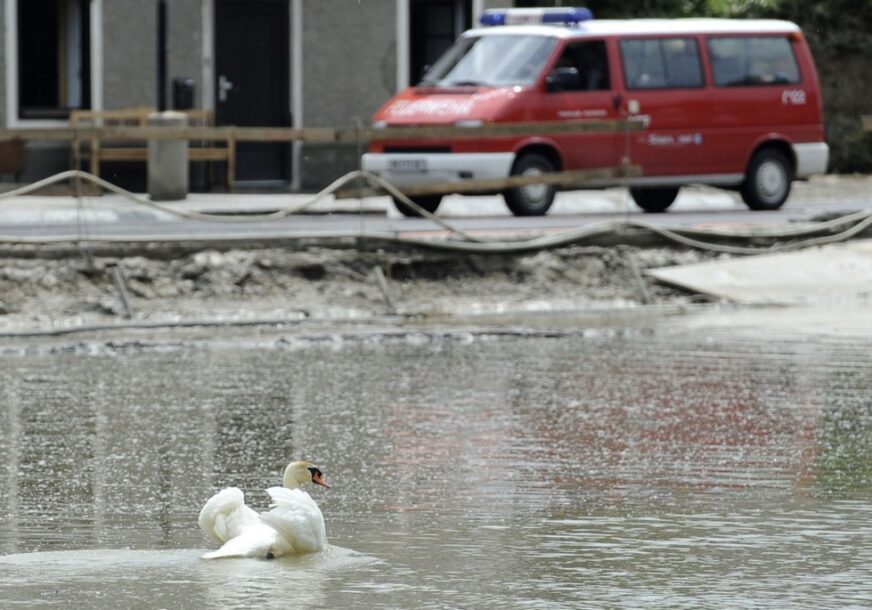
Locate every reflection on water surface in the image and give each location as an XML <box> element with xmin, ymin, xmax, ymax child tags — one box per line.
<box><xmin>1</xmin><ymin>322</ymin><xmax>871</xmax><ymax>608</ymax></box>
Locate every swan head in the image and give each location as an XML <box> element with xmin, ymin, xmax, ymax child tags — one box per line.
<box><xmin>282</xmin><ymin>460</ymin><xmax>330</xmax><ymax>490</ymax></box>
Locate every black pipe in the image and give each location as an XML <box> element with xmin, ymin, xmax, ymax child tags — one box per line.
<box><xmin>157</xmin><ymin>0</ymin><xmax>168</xmax><ymax>111</ymax></box>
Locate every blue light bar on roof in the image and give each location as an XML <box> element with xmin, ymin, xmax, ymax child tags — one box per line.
<box><xmin>479</xmin><ymin>7</ymin><xmax>593</xmax><ymax>27</ymax></box>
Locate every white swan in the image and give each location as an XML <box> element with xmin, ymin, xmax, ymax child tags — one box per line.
<box><xmin>198</xmin><ymin>460</ymin><xmax>330</xmax><ymax>559</ymax></box>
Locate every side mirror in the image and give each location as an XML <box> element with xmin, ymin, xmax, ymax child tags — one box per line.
<box><xmin>546</xmin><ymin>67</ymin><xmax>580</xmax><ymax>92</ymax></box>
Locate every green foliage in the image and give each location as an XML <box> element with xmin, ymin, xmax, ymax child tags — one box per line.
<box><xmin>731</xmin><ymin>0</ymin><xmax>872</xmax><ymax>54</ymax></box>
<box><xmin>827</xmin><ymin>117</ymin><xmax>872</xmax><ymax>174</ymax></box>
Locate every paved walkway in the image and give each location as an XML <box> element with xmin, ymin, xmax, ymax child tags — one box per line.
<box><xmin>1</xmin><ymin>174</ymin><xmax>870</xmax><ymax>225</ymax></box>
<box><xmin>648</xmin><ymin>239</ymin><xmax>872</xmax><ymax>306</ymax></box>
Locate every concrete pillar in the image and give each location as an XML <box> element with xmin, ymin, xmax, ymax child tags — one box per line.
<box><xmin>147</xmin><ymin>111</ymin><xmax>188</xmax><ymax>201</ymax></box>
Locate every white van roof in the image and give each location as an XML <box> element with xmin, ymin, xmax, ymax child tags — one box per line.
<box><xmin>469</xmin><ymin>19</ymin><xmax>801</xmax><ymax>39</ymax></box>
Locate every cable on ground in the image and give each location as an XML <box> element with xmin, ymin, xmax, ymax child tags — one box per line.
<box><xmin>0</xmin><ymin>169</ymin><xmax>870</xmax><ymax>255</ymax></box>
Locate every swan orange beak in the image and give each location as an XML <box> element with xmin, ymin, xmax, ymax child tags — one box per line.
<box><xmin>312</xmin><ymin>472</ymin><xmax>330</xmax><ymax>488</ymax></box>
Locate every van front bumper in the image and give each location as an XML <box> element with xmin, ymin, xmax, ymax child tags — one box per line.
<box><xmin>361</xmin><ymin>152</ymin><xmax>515</xmax><ymax>189</ymax></box>
<box><xmin>794</xmin><ymin>142</ymin><xmax>829</xmax><ymax>178</ymax></box>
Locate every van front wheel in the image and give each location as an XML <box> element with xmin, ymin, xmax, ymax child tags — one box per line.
<box><xmin>393</xmin><ymin>194</ymin><xmax>443</xmax><ymax>217</ymax></box>
<box><xmin>630</xmin><ymin>187</ymin><xmax>679</xmax><ymax>213</ymax></box>
<box><xmin>504</xmin><ymin>153</ymin><xmax>557</xmax><ymax>216</ymax></box>
<box><xmin>741</xmin><ymin>149</ymin><xmax>792</xmax><ymax>211</ymax></box>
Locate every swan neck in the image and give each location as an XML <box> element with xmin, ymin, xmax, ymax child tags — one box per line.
<box><xmin>282</xmin><ymin>463</ymin><xmax>306</xmax><ymax>489</ymax></box>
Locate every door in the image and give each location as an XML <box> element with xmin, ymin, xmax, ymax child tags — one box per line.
<box><xmin>534</xmin><ymin>40</ymin><xmax>622</xmax><ymax>172</ymax></box>
<box><xmin>618</xmin><ymin>36</ymin><xmax>716</xmax><ymax>178</ymax></box>
<box><xmin>215</xmin><ymin>0</ymin><xmax>290</xmax><ymax>183</ymax></box>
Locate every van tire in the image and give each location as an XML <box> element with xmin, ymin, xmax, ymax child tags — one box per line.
<box><xmin>504</xmin><ymin>153</ymin><xmax>557</xmax><ymax>216</ymax></box>
<box><xmin>741</xmin><ymin>149</ymin><xmax>793</xmax><ymax>211</ymax></box>
<box><xmin>629</xmin><ymin>187</ymin><xmax>679</xmax><ymax>213</ymax></box>
<box><xmin>393</xmin><ymin>195</ymin><xmax>443</xmax><ymax>217</ymax></box>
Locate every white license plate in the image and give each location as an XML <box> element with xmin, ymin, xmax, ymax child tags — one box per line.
<box><xmin>388</xmin><ymin>159</ymin><xmax>427</xmax><ymax>174</ymax></box>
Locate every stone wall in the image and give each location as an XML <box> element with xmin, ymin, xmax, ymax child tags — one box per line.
<box><xmin>101</xmin><ymin>0</ymin><xmax>201</xmax><ymax>111</ymax></box>
<box><xmin>299</xmin><ymin>1</ymin><xmax>398</xmax><ymax>188</ymax></box>
<box><xmin>0</xmin><ymin>4</ymin><xmax>5</xmax><ymax>126</ymax></box>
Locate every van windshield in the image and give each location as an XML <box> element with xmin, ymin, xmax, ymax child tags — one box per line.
<box><xmin>419</xmin><ymin>35</ymin><xmax>557</xmax><ymax>88</ymax></box>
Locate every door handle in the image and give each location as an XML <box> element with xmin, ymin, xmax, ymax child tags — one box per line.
<box><xmin>218</xmin><ymin>75</ymin><xmax>234</xmax><ymax>103</ymax></box>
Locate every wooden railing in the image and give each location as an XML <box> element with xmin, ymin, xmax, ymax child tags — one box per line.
<box><xmin>0</xmin><ymin>116</ymin><xmax>644</xmax><ymax>194</ymax></box>
<box><xmin>69</xmin><ymin>107</ymin><xmax>235</xmax><ymax>190</ymax></box>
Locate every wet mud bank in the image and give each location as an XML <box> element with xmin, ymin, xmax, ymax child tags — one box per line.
<box><xmin>0</xmin><ymin>244</ymin><xmax>722</xmax><ymax>333</ymax></box>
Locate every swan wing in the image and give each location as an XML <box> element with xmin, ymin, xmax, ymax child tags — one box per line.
<box><xmin>201</xmin><ymin>522</ymin><xmax>278</xmax><ymax>559</ymax></box>
<box><xmin>198</xmin><ymin>486</ymin><xmax>260</xmax><ymax>545</ymax></box>
<box><xmin>259</xmin><ymin>486</ymin><xmax>328</xmax><ymax>554</ymax></box>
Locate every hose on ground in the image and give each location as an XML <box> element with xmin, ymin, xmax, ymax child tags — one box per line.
<box><xmin>0</xmin><ymin>169</ymin><xmax>870</xmax><ymax>255</ymax></box>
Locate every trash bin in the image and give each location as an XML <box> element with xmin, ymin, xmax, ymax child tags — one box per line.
<box><xmin>172</xmin><ymin>78</ymin><xmax>196</xmax><ymax>111</ymax></box>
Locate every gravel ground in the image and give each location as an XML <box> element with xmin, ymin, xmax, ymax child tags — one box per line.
<box><xmin>0</xmin><ymin>245</ymin><xmax>723</xmax><ymax>332</ymax></box>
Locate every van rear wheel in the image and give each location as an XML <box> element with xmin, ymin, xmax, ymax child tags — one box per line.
<box><xmin>741</xmin><ymin>149</ymin><xmax>793</xmax><ymax>211</ymax></box>
<box><xmin>393</xmin><ymin>194</ymin><xmax>443</xmax><ymax>217</ymax></box>
<box><xmin>504</xmin><ymin>152</ymin><xmax>557</xmax><ymax>216</ymax></box>
<box><xmin>629</xmin><ymin>187</ymin><xmax>679</xmax><ymax>213</ymax></box>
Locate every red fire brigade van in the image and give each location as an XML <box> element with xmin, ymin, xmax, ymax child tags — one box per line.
<box><xmin>362</xmin><ymin>8</ymin><xmax>828</xmax><ymax>216</ymax></box>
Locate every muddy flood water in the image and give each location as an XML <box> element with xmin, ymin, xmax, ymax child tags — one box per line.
<box><xmin>1</xmin><ymin>309</ymin><xmax>871</xmax><ymax>609</ymax></box>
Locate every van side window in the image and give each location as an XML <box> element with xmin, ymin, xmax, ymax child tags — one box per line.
<box><xmin>708</xmin><ymin>37</ymin><xmax>800</xmax><ymax>86</ymax></box>
<box><xmin>620</xmin><ymin>38</ymin><xmax>704</xmax><ymax>90</ymax></box>
<box><xmin>549</xmin><ymin>41</ymin><xmax>611</xmax><ymax>92</ymax></box>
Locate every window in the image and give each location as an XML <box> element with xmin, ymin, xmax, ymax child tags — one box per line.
<box><xmin>17</xmin><ymin>0</ymin><xmax>91</xmax><ymax>119</ymax></box>
<box><xmin>620</xmin><ymin>38</ymin><xmax>703</xmax><ymax>90</ymax></box>
<box><xmin>422</xmin><ymin>34</ymin><xmax>557</xmax><ymax>87</ymax></box>
<box><xmin>549</xmin><ymin>40</ymin><xmax>610</xmax><ymax>92</ymax></box>
<box><xmin>708</xmin><ymin>36</ymin><xmax>800</xmax><ymax>87</ymax></box>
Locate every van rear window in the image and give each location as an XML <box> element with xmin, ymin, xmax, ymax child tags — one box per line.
<box><xmin>620</xmin><ymin>38</ymin><xmax>704</xmax><ymax>90</ymax></box>
<box><xmin>708</xmin><ymin>36</ymin><xmax>800</xmax><ymax>87</ymax></box>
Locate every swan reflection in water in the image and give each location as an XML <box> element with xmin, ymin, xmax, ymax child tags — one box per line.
<box><xmin>0</xmin><ymin>546</ymin><xmax>378</xmax><ymax>610</ymax></box>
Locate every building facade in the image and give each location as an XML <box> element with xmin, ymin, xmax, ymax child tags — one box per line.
<box><xmin>2</xmin><ymin>0</ymin><xmax>512</xmax><ymax>190</ymax></box>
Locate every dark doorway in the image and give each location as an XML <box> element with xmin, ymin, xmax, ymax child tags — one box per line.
<box><xmin>410</xmin><ymin>0</ymin><xmax>471</xmax><ymax>85</ymax></box>
<box><xmin>215</xmin><ymin>0</ymin><xmax>290</xmax><ymax>184</ymax></box>
<box><xmin>18</xmin><ymin>0</ymin><xmax>91</xmax><ymax>119</ymax></box>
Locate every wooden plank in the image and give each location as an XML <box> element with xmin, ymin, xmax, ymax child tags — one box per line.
<box><xmin>402</xmin><ymin>165</ymin><xmax>643</xmax><ymax>196</ymax></box>
<box><xmin>0</xmin><ymin>128</ymin><xmax>82</xmax><ymax>141</ymax></box>
<box><xmin>337</xmin><ymin>165</ymin><xmax>642</xmax><ymax>199</ymax></box>
<box><xmin>71</xmin><ymin>107</ymin><xmax>213</xmax><ymax>127</ymax></box>
<box><xmin>354</xmin><ymin>119</ymin><xmax>645</xmax><ymax>143</ymax></box>
<box><xmin>0</xmin><ymin>118</ymin><xmax>643</xmax><ymax>144</ymax></box>
<box><xmin>189</xmin><ymin>148</ymin><xmax>232</xmax><ymax>161</ymax></box>
<box><xmin>82</xmin><ymin>147</ymin><xmax>231</xmax><ymax>162</ymax></box>
<box><xmin>98</xmin><ymin>148</ymin><xmax>149</xmax><ymax>161</ymax></box>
